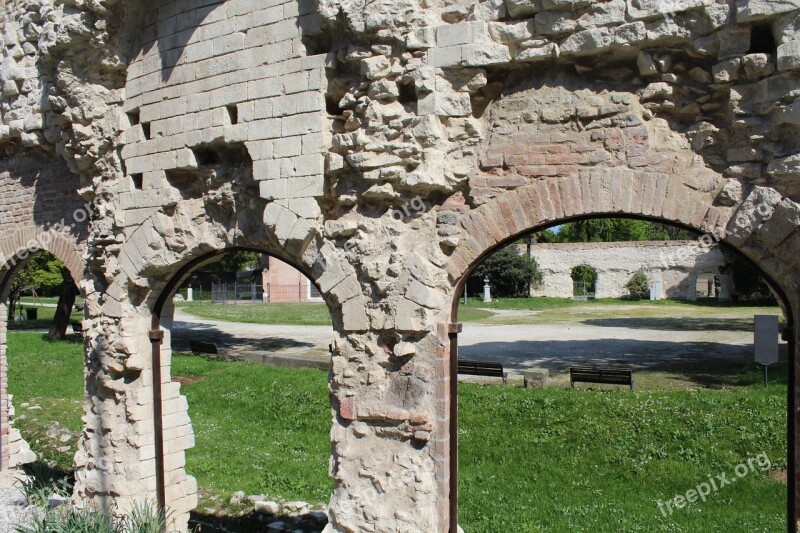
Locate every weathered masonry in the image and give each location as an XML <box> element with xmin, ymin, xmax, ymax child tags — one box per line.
<box><xmin>1</xmin><ymin>0</ymin><xmax>800</xmax><ymax>531</ymax></box>
<box><xmin>526</xmin><ymin>240</ymin><xmax>731</xmax><ymax>299</ymax></box>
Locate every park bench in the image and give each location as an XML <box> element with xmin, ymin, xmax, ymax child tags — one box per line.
<box><xmin>457</xmin><ymin>359</ymin><xmax>507</xmax><ymax>384</ymax></box>
<box><xmin>71</xmin><ymin>321</ymin><xmax>83</xmax><ymax>335</ymax></box>
<box><xmin>570</xmin><ymin>366</ymin><xmax>633</xmax><ymax>391</ymax></box>
<box><xmin>189</xmin><ymin>340</ymin><xmax>219</xmax><ymax>356</ymax></box>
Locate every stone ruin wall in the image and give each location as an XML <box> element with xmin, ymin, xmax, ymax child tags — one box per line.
<box><xmin>0</xmin><ymin>0</ymin><xmax>799</xmax><ymax>532</ymax></box>
<box><xmin>524</xmin><ymin>240</ymin><xmax>730</xmax><ymax>299</ymax></box>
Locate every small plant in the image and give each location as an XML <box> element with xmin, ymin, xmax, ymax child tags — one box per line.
<box><xmin>14</xmin><ymin>506</ymin><xmax>118</xmax><ymax>533</ymax></box>
<box><xmin>626</xmin><ymin>269</ymin><xmax>650</xmax><ymax>300</ymax></box>
<box><xmin>122</xmin><ymin>500</ymin><xmax>170</xmax><ymax>533</ymax></box>
<box><xmin>16</xmin><ymin>464</ymin><xmax>72</xmax><ymax>507</ymax></box>
<box><xmin>14</xmin><ymin>500</ymin><xmax>168</xmax><ymax>533</ymax></box>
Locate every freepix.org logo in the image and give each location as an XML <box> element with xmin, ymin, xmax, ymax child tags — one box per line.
<box><xmin>656</xmin><ymin>452</ymin><xmax>772</xmax><ymax>517</ymax></box>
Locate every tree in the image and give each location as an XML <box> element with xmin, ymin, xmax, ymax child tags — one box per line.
<box><xmin>626</xmin><ymin>270</ymin><xmax>650</xmax><ymax>300</ymax></box>
<box><xmin>467</xmin><ymin>246</ymin><xmax>543</xmax><ymax>297</ymax></box>
<box><xmin>7</xmin><ymin>251</ymin><xmax>66</xmax><ymax>321</ymax></box>
<box><xmin>199</xmin><ymin>251</ymin><xmax>261</xmax><ymax>275</ymax></box>
<box><xmin>535</xmin><ymin>218</ymin><xmax>696</xmax><ymax>243</ymax></box>
<box><xmin>571</xmin><ymin>265</ymin><xmax>597</xmax><ymax>296</ymax></box>
<box><xmin>48</xmin><ymin>271</ymin><xmax>78</xmax><ymax>340</ymax></box>
<box><xmin>729</xmin><ymin>256</ymin><xmax>775</xmax><ymax>302</ymax></box>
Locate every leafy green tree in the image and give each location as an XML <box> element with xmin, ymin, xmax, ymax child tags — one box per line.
<box><xmin>467</xmin><ymin>246</ymin><xmax>543</xmax><ymax>297</ymax></box>
<box><xmin>571</xmin><ymin>265</ymin><xmax>597</xmax><ymax>296</ymax></box>
<box><xmin>535</xmin><ymin>218</ymin><xmax>696</xmax><ymax>243</ymax></box>
<box><xmin>8</xmin><ymin>251</ymin><xmax>66</xmax><ymax>321</ymax></box>
<box><xmin>626</xmin><ymin>270</ymin><xmax>650</xmax><ymax>300</ymax></box>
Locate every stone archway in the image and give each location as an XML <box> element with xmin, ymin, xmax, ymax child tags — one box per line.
<box><xmin>443</xmin><ymin>174</ymin><xmax>798</xmax><ymax>531</ymax></box>
<box><xmin>70</xmin><ymin>198</ymin><xmax>369</xmax><ymax>531</ymax></box>
<box><xmin>0</xmin><ymin>226</ymin><xmax>86</xmax><ymax>473</ymax></box>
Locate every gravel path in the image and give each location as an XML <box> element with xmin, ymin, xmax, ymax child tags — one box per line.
<box><xmin>171</xmin><ymin>308</ymin><xmax>757</xmax><ymax>373</ymax></box>
<box><xmin>0</xmin><ymin>481</ymin><xmax>38</xmax><ymax>532</ymax></box>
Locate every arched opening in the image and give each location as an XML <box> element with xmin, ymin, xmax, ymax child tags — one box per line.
<box><xmin>150</xmin><ymin>247</ymin><xmax>335</xmax><ymax>532</ymax></box>
<box><xmin>0</xmin><ymin>248</ymin><xmax>85</xmax><ymax>508</ymax></box>
<box><xmin>450</xmin><ymin>214</ymin><xmax>793</xmax><ymax>531</ymax></box>
<box><xmin>696</xmin><ymin>272</ymin><xmax>717</xmax><ymax>299</ymax></box>
<box><xmin>571</xmin><ymin>265</ymin><xmax>598</xmax><ymax>300</ymax></box>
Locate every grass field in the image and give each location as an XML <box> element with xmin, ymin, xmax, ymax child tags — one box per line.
<box><xmin>7</xmin><ymin>305</ymin><xmax>83</xmax><ymax>331</ymax></box>
<box><xmin>6</xmin><ymin>332</ymin><xmax>787</xmax><ymax>531</ymax></box>
<box><xmin>179</xmin><ymin>298</ymin><xmax>784</xmax><ymax>329</ymax></box>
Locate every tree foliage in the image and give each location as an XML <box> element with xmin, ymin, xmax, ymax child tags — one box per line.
<box><xmin>571</xmin><ymin>265</ymin><xmax>597</xmax><ymax>296</ymax></box>
<box><xmin>626</xmin><ymin>270</ymin><xmax>650</xmax><ymax>300</ymax></box>
<box><xmin>201</xmin><ymin>251</ymin><xmax>262</xmax><ymax>274</ymax></box>
<box><xmin>8</xmin><ymin>251</ymin><xmax>67</xmax><ymax>319</ymax></box>
<box><xmin>467</xmin><ymin>247</ymin><xmax>543</xmax><ymax>297</ymax></box>
<box><xmin>536</xmin><ymin>218</ymin><xmax>696</xmax><ymax>243</ymax></box>
<box><xmin>729</xmin><ymin>256</ymin><xmax>774</xmax><ymax>301</ymax></box>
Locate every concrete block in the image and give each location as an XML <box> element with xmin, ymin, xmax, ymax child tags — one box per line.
<box><xmin>523</xmin><ymin>368</ymin><xmax>549</xmax><ymax>389</ymax></box>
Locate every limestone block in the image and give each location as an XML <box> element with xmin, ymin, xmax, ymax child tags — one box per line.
<box><xmin>717</xmin><ymin>179</ymin><xmax>745</xmax><ymax>207</ymax></box>
<box><xmin>777</xmin><ymin>40</ymin><xmax>800</xmax><ymax>70</ymax></box>
<box><xmin>505</xmin><ymin>0</ymin><xmax>542</xmax><ymax>17</ymax></box>
<box><xmin>418</xmin><ymin>92</ymin><xmax>472</xmax><ymax>117</ymax></box>
<box><xmin>637</xmin><ymin>51</ymin><xmax>659</xmax><ymax>77</ymax></box>
<box><xmin>473</xmin><ymin>0</ymin><xmax>509</xmax><ymax>20</ymax></box>
<box><xmin>360</xmin><ymin>55</ymin><xmax>391</xmax><ymax>80</ymax></box>
<box><xmin>461</xmin><ymin>44</ymin><xmax>512</xmax><ymax>66</ymax></box>
<box><xmin>640</xmin><ymin>82</ymin><xmax>673</xmax><ymax>102</ymax></box>
<box><xmin>715</xmin><ymin>30</ymin><xmax>748</xmax><ymax>60</ymax></box>
<box><xmin>742</xmin><ymin>53</ymin><xmax>775</xmax><ymax>79</ymax></box>
<box><xmin>779</xmin><ymin>99</ymin><xmax>800</xmax><ymax>125</ymax></box>
<box><xmin>437</xmin><ymin>22</ymin><xmax>490</xmax><ymax>48</ymax></box>
<box><xmin>368</xmin><ymin>80</ymin><xmax>399</xmax><ymax>102</ymax></box>
<box><xmin>736</xmin><ymin>0</ymin><xmax>800</xmax><ymax>23</ymax></box>
<box><xmin>543</xmin><ymin>0</ymin><xmax>592</xmax><ymax>7</ymax></box>
<box><xmin>406</xmin><ymin>28</ymin><xmax>435</xmax><ymax>49</ymax></box>
<box><xmin>613</xmin><ymin>22</ymin><xmax>647</xmax><ymax>45</ymax></box>
<box><xmin>516</xmin><ymin>43</ymin><xmax>559</xmax><ymax>63</ymax></box>
<box><xmin>560</xmin><ymin>28</ymin><xmax>612</xmax><ymax>56</ymax></box>
<box><xmin>712</xmin><ymin>58</ymin><xmax>741</xmax><ymax>82</ymax></box>
<box><xmin>627</xmin><ymin>0</ymin><xmax>713</xmax><ymax>20</ymax></box>
<box><xmin>767</xmin><ymin>154</ymin><xmax>800</xmax><ymax>177</ymax></box>
<box><xmin>489</xmin><ymin>20</ymin><xmax>535</xmax><ymax>43</ymax></box>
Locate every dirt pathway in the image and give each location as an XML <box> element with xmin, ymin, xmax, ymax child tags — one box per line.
<box><xmin>172</xmin><ymin>308</ymin><xmax>760</xmax><ymax>373</ymax></box>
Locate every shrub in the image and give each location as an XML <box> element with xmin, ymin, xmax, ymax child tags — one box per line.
<box><xmin>626</xmin><ymin>270</ymin><xmax>650</xmax><ymax>300</ymax></box>
<box><xmin>467</xmin><ymin>246</ymin><xmax>543</xmax><ymax>297</ymax></box>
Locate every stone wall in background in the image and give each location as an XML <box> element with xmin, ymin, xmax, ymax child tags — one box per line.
<box><xmin>522</xmin><ymin>240</ymin><xmax>730</xmax><ymax>299</ymax></box>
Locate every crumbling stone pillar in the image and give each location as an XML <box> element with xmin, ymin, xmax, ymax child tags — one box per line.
<box><xmin>73</xmin><ymin>306</ymin><xmax>195</xmax><ymax>532</ymax></box>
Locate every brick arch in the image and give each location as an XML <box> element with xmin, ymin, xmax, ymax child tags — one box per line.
<box><xmin>442</xmin><ymin>171</ymin><xmax>800</xmax><ymax>530</ymax></box>
<box><xmin>0</xmin><ymin>226</ymin><xmax>85</xmax><ymax>474</ymax></box>
<box><xmin>0</xmin><ymin>226</ymin><xmax>85</xmax><ymax>288</ymax></box>
<box><xmin>446</xmin><ymin>172</ymin><xmax>793</xmax><ymax>298</ymax></box>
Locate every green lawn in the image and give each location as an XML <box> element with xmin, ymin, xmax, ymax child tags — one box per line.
<box><xmin>180</xmin><ymin>302</ymin><xmax>334</xmax><ymax>326</ymax></box>
<box><xmin>7</xmin><ymin>305</ymin><xmax>83</xmax><ymax>331</ymax></box>
<box><xmin>6</xmin><ymin>332</ymin><xmax>787</xmax><ymax>531</ymax></box>
<box><xmin>179</xmin><ymin>298</ymin><xmax>784</xmax><ymax>329</ymax></box>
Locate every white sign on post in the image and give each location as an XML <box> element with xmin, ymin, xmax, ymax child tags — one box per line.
<box><xmin>754</xmin><ymin>314</ymin><xmax>779</xmax><ymax>365</ymax></box>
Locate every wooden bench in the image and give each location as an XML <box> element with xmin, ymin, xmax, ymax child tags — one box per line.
<box><xmin>570</xmin><ymin>366</ymin><xmax>633</xmax><ymax>391</ymax></box>
<box><xmin>71</xmin><ymin>321</ymin><xmax>83</xmax><ymax>335</ymax></box>
<box><xmin>189</xmin><ymin>340</ymin><xmax>219</xmax><ymax>356</ymax></box>
<box><xmin>457</xmin><ymin>359</ymin><xmax>507</xmax><ymax>384</ymax></box>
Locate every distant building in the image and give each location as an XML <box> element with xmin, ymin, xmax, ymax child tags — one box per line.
<box><xmin>262</xmin><ymin>256</ymin><xmax>322</xmax><ymax>303</ymax></box>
